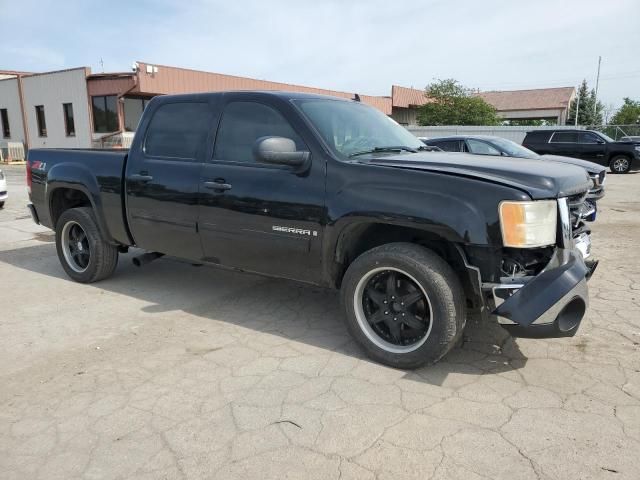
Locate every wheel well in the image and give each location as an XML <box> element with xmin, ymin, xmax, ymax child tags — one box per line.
<box><xmin>50</xmin><ymin>188</ymin><xmax>92</xmax><ymax>227</ymax></box>
<box><xmin>334</xmin><ymin>223</ymin><xmax>480</xmax><ymax>308</ymax></box>
<box><xmin>609</xmin><ymin>152</ymin><xmax>632</xmax><ymax>163</ymax></box>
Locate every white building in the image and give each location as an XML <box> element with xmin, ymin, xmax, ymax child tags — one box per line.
<box><xmin>0</xmin><ymin>76</ymin><xmax>26</xmax><ymax>145</ymax></box>
<box><xmin>20</xmin><ymin>68</ymin><xmax>93</xmax><ymax>149</ymax></box>
<box><xmin>0</xmin><ymin>68</ymin><xmax>97</xmax><ymax>157</ymax></box>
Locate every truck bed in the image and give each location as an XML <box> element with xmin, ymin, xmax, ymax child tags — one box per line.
<box><xmin>28</xmin><ymin>148</ymin><xmax>131</xmax><ymax>245</ymax></box>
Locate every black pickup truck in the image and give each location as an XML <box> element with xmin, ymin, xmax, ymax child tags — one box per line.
<box><xmin>27</xmin><ymin>91</ymin><xmax>598</xmax><ymax>368</ymax></box>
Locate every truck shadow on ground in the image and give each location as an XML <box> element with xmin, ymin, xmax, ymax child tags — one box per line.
<box><xmin>1</xmin><ymin>242</ymin><xmax>528</xmax><ymax>384</ymax></box>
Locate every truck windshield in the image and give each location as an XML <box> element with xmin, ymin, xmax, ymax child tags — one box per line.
<box><xmin>295</xmin><ymin>99</ymin><xmax>423</xmax><ymax>160</ymax></box>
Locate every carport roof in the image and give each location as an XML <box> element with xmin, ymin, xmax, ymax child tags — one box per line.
<box><xmin>390</xmin><ymin>85</ymin><xmax>576</xmax><ymax>112</ymax></box>
<box><xmin>477</xmin><ymin>87</ymin><xmax>575</xmax><ymax>111</ymax></box>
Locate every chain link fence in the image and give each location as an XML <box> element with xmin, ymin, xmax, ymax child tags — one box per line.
<box><xmin>587</xmin><ymin>124</ymin><xmax>640</xmax><ymax>140</ymax></box>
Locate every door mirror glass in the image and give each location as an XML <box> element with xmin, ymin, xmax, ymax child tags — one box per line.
<box><xmin>253</xmin><ymin>136</ymin><xmax>309</xmax><ymax>167</ymax></box>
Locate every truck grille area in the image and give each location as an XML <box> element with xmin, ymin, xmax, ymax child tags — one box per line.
<box><xmin>563</xmin><ymin>191</ymin><xmax>592</xmax><ymax>257</ymax></box>
<box><xmin>567</xmin><ymin>192</ymin><xmax>590</xmax><ymax>230</ymax></box>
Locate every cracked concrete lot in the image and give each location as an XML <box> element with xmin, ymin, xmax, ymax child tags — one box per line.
<box><xmin>1</xmin><ymin>164</ymin><xmax>640</xmax><ymax>479</ymax></box>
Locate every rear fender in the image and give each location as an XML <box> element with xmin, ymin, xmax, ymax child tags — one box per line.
<box><xmin>46</xmin><ymin>163</ymin><xmax>114</xmax><ymax>243</ymax></box>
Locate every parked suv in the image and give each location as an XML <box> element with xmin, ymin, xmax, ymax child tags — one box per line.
<box><xmin>522</xmin><ymin>129</ymin><xmax>640</xmax><ymax>174</ymax></box>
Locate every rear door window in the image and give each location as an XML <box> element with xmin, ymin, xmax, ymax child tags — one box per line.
<box><xmin>523</xmin><ymin>131</ymin><xmax>551</xmax><ymax>143</ymax></box>
<box><xmin>550</xmin><ymin>132</ymin><xmax>578</xmax><ymax>143</ymax></box>
<box><xmin>144</xmin><ymin>102</ymin><xmax>211</xmax><ymax>160</ymax></box>
<box><xmin>431</xmin><ymin>140</ymin><xmax>462</xmax><ymax>152</ymax></box>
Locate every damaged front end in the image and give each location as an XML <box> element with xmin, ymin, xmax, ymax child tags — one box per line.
<box><xmin>481</xmin><ymin>195</ymin><xmax>598</xmax><ymax>338</ymax></box>
<box><xmin>492</xmin><ymin>249</ymin><xmax>597</xmax><ymax>337</ymax></box>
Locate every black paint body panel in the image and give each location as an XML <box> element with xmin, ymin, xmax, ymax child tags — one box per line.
<box><xmin>27</xmin><ymin>91</ymin><xmax>590</xmax><ymax>289</ymax></box>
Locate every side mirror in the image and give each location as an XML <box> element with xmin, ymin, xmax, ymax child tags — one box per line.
<box><xmin>253</xmin><ymin>136</ymin><xmax>310</xmax><ymax>167</ymax></box>
<box><xmin>596</xmin><ymin>139</ymin><xmax>605</xmax><ymax>144</ymax></box>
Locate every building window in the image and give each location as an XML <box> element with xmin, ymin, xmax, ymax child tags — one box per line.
<box><xmin>62</xmin><ymin>103</ymin><xmax>75</xmax><ymax>137</ymax></box>
<box><xmin>35</xmin><ymin>105</ymin><xmax>47</xmax><ymax>137</ymax></box>
<box><xmin>124</xmin><ymin>97</ymin><xmax>151</xmax><ymax>132</ymax></box>
<box><xmin>92</xmin><ymin>95</ymin><xmax>118</xmax><ymax>133</ymax></box>
<box><xmin>0</xmin><ymin>109</ymin><xmax>9</xmax><ymax>138</ymax></box>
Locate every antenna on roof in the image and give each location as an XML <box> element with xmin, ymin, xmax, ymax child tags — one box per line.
<box><xmin>353</xmin><ymin>93</ymin><xmax>361</xmax><ymax>102</ymax></box>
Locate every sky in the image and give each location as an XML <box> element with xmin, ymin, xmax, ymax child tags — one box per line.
<box><xmin>2</xmin><ymin>0</ymin><xmax>639</xmax><ymax>109</ymax></box>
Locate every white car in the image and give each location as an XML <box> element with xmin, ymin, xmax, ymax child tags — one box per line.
<box><xmin>0</xmin><ymin>169</ymin><xmax>7</xmax><ymax>208</ymax></box>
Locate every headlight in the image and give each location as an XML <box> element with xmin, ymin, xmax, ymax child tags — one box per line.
<box><xmin>634</xmin><ymin>146</ymin><xmax>640</xmax><ymax>152</ymax></box>
<box><xmin>499</xmin><ymin>200</ymin><xmax>557</xmax><ymax>248</ymax></box>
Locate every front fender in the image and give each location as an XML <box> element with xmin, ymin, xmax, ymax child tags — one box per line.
<box><xmin>330</xmin><ymin>185</ymin><xmax>491</xmax><ymax>245</ymax></box>
<box><xmin>46</xmin><ymin>163</ymin><xmax>115</xmax><ymax>243</ymax></box>
<box><xmin>321</xmin><ymin>163</ymin><xmax>532</xmax><ymax>287</ymax></box>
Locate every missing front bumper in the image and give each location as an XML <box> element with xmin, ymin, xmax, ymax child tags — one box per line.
<box><xmin>490</xmin><ymin>249</ymin><xmax>595</xmax><ymax>339</ymax></box>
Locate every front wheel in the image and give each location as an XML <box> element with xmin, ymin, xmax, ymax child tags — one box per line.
<box><xmin>55</xmin><ymin>207</ymin><xmax>119</xmax><ymax>283</ymax></box>
<box><xmin>341</xmin><ymin>243</ymin><xmax>465</xmax><ymax>369</ymax></box>
<box><xmin>610</xmin><ymin>155</ymin><xmax>632</xmax><ymax>174</ymax></box>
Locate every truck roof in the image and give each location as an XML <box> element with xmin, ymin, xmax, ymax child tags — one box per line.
<box><xmin>151</xmin><ymin>90</ymin><xmax>357</xmax><ymax>103</ymax></box>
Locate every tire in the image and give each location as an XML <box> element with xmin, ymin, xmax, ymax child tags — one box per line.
<box><xmin>341</xmin><ymin>243</ymin><xmax>465</xmax><ymax>369</ymax></box>
<box><xmin>0</xmin><ymin>201</ymin><xmax>4</xmax><ymax>208</ymax></box>
<box><xmin>610</xmin><ymin>155</ymin><xmax>632</xmax><ymax>174</ymax></box>
<box><xmin>55</xmin><ymin>207</ymin><xmax>118</xmax><ymax>283</ymax></box>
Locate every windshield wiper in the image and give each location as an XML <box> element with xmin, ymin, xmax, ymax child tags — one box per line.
<box><xmin>348</xmin><ymin>146</ymin><xmax>418</xmax><ymax>158</ymax></box>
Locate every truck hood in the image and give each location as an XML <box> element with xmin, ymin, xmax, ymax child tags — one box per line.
<box><xmin>361</xmin><ymin>152</ymin><xmax>591</xmax><ymax>199</ymax></box>
<box><xmin>540</xmin><ymin>154</ymin><xmax>606</xmax><ymax>175</ymax></box>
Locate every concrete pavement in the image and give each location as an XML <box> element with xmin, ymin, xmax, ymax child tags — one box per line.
<box><xmin>1</xmin><ymin>164</ymin><xmax>639</xmax><ymax>479</ymax></box>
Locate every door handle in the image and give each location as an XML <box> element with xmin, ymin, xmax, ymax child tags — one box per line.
<box><xmin>129</xmin><ymin>173</ymin><xmax>153</xmax><ymax>182</ymax></box>
<box><xmin>204</xmin><ymin>181</ymin><xmax>232</xmax><ymax>191</ymax></box>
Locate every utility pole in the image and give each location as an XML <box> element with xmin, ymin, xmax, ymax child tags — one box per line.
<box><xmin>574</xmin><ymin>93</ymin><xmax>580</xmax><ymax>126</ymax></box>
<box><xmin>593</xmin><ymin>56</ymin><xmax>601</xmax><ymax>117</ymax></box>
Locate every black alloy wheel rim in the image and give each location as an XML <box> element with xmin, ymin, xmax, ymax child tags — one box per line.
<box><xmin>62</xmin><ymin>221</ymin><xmax>91</xmax><ymax>272</ymax></box>
<box><xmin>355</xmin><ymin>267</ymin><xmax>432</xmax><ymax>353</ymax></box>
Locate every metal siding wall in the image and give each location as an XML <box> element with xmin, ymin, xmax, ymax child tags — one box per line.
<box><xmin>406</xmin><ymin>125</ymin><xmax>584</xmax><ymax>144</ymax></box>
<box><xmin>22</xmin><ymin>69</ymin><xmax>92</xmax><ymax>148</ymax></box>
<box><xmin>134</xmin><ymin>62</ymin><xmax>390</xmax><ymax>114</ymax></box>
<box><xmin>0</xmin><ymin>78</ymin><xmax>26</xmax><ymax>144</ymax></box>
<box><xmin>87</xmin><ymin>77</ymin><xmax>136</xmax><ymax>97</ymax></box>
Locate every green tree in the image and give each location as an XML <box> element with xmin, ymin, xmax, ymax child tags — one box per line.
<box><xmin>611</xmin><ymin>98</ymin><xmax>640</xmax><ymax>125</ymax></box>
<box><xmin>566</xmin><ymin>79</ymin><xmax>604</xmax><ymax>126</ymax></box>
<box><xmin>417</xmin><ymin>79</ymin><xmax>499</xmax><ymax>126</ymax></box>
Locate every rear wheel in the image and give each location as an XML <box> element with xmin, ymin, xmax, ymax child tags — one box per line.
<box><xmin>55</xmin><ymin>207</ymin><xmax>118</xmax><ymax>283</ymax></box>
<box><xmin>610</xmin><ymin>155</ymin><xmax>631</xmax><ymax>174</ymax></box>
<box><xmin>341</xmin><ymin>243</ymin><xmax>465</xmax><ymax>369</ymax></box>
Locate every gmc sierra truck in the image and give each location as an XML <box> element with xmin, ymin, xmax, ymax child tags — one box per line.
<box><xmin>27</xmin><ymin>91</ymin><xmax>598</xmax><ymax>368</ymax></box>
